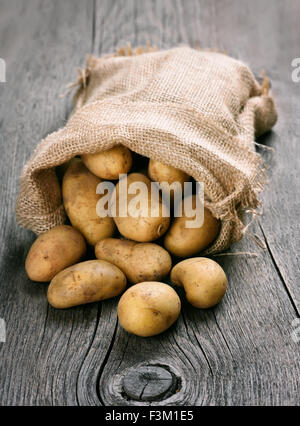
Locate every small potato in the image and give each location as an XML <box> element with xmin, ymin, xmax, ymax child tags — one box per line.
<box><xmin>118</xmin><ymin>282</ymin><xmax>181</xmax><ymax>337</ymax></box>
<box><xmin>148</xmin><ymin>159</ymin><xmax>190</xmax><ymax>200</ymax></box>
<box><xmin>63</xmin><ymin>159</ymin><xmax>115</xmax><ymax>245</ymax></box>
<box><xmin>95</xmin><ymin>238</ymin><xmax>172</xmax><ymax>283</ymax></box>
<box><xmin>164</xmin><ymin>195</ymin><xmax>220</xmax><ymax>257</ymax></box>
<box><xmin>171</xmin><ymin>257</ymin><xmax>227</xmax><ymax>309</ymax></box>
<box><xmin>82</xmin><ymin>145</ymin><xmax>132</xmax><ymax>180</ymax></box>
<box><xmin>25</xmin><ymin>225</ymin><xmax>86</xmax><ymax>282</ymax></box>
<box><xmin>47</xmin><ymin>260</ymin><xmax>126</xmax><ymax>309</ymax></box>
<box><xmin>254</xmin><ymin>96</ymin><xmax>278</xmax><ymax>137</ymax></box>
<box><xmin>112</xmin><ymin>173</ymin><xmax>170</xmax><ymax>242</ymax></box>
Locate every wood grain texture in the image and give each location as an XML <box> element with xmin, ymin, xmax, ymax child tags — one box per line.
<box><xmin>0</xmin><ymin>0</ymin><xmax>299</xmax><ymax>406</ymax></box>
<box><xmin>0</xmin><ymin>0</ymin><xmax>98</xmax><ymax>406</ymax></box>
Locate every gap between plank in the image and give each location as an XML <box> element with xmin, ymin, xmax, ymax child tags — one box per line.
<box><xmin>258</xmin><ymin>221</ymin><xmax>300</xmax><ymax>317</ymax></box>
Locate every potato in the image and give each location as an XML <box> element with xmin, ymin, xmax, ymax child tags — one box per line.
<box><xmin>171</xmin><ymin>257</ymin><xmax>227</xmax><ymax>308</ymax></box>
<box><xmin>81</xmin><ymin>145</ymin><xmax>132</xmax><ymax>180</ymax></box>
<box><xmin>95</xmin><ymin>238</ymin><xmax>172</xmax><ymax>283</ymax></box>
<box><xmin>254</xmin><ymin>96</ymin><xmax>278</xmax><ymax>137</ymax></box>
<box><xmin>62</xmin><ymin>158</ymin><xmax>115</xmax><ymax>245</ymax></box>
<box><xmin>47</xmin><ymin>260</ymin><xmax>126</xmax><ymax>309</ymax></box>
<box><xmin>112</xmin><ymin>173</ymin><xmax>170</xmax><ymax>242</ymax></box>
<box><xmin>164</xmin><ymin>195</ymin><xmax>220</xmax><ymax>257</ymax></box>
<box><xmin>25</xmin><ymin>225</ymin><xmax>86</xmax><ymax>282</ymax></box>
<box><xmin>148</xmin><ymin>159</ymin><xmax>190</xmax><ymax>200</ymax></box>
<box><xmin>118</xmin><ymin>282</ymin><xmax>181</xmax><ymax>337</ymax></box>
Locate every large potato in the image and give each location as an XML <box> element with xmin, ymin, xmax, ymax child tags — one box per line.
<box><xmin>148</xmin><ymin>159</ymin><xmax>190</xmax><ymax>201</ymax></box>
<box><xmin>112</xmin><ymin>173</ymin><xmax>170</xmax><ymax>242</ymax></box>
<box><xmin>118</xmin><ymin>282</ymin><xmax>181</xmax><ymax>337</ymax></box>
<box><xmin>171</xmin><ymin>257</ymin><xmax>227</xmax><ymax>308</ymax></box>
<box><xmin>164</xmin><ymin>195</ymin><xmax>220</xmax><ymax>257</ymax></box>
<box><xmin>25</xmin><ymin>225</ymin><xmax>86</xmax><ymax>282</ymax></box>
<box><xmin>81</xmin><ymin>145</ymin><xmax>132</xmax><ymax>180</ymax></box>
<box><xmin>47</xmin><ymin>260</ymin><xmax>126</xmax><ymax>309</ymax></box>
<box><xmin>63</xmin><ymin>159</ymin><xmax>115</xmax><ymax>245</ymax></box>
<box><xmin>95</xmin><ymin>238</ymin><xmax>172</xmax><ymax>283</ymax></box>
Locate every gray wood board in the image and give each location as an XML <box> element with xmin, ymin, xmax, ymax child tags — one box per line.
<box><xmin>0</xmin><ymin>0</ymin><xmax>299</xmax><ymax>406</ymax></box>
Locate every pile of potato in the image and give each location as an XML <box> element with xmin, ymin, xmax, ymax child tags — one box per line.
<box><xmin>25</xmin><ymin>146</ymin><xmax>227</xmax><ymax>337</ymax></box>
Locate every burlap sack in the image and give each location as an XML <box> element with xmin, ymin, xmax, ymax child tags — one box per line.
<box><xmin>16</xmin><ymin>46</ymin><xmax>277</xmax><ymax>254</ymax></box>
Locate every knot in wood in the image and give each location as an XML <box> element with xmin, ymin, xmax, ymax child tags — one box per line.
<box><xmin>122</xmin><ymin>365</ymin><xmax>177</xmax><ymax>402</ymax></box>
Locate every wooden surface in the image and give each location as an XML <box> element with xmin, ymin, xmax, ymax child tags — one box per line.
<box><xmin>0</xmin><ymin>0</ymin><xmax>299</xmax><ymax>406</ymax></box>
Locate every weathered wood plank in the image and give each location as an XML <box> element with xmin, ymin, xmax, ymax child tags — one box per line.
<box><xmin>0</xmin><ymin>0</ymin><xmax>96</xmax><ymax>406</ymax></box>
<box><xmin>89</xmin><ymin>223</ymin><xmax>300</xmax><ymax>406</ymax></box>
<box><xmin>210</xmin><ymin>0</ymin><xmax>300</xmax><ymax>314</ymax></box>
<box><xmin>77</xmin><ymin>0</ymin><xmax>300</xmax><ymax>406</ymax></box>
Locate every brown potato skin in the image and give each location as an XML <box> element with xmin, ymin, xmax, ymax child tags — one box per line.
<box><xmin>171</xmin><ymin>257</ymin><xmax>227</xmax><ymax>309</ymax></box>
<box><xmin>112</xmin><ymin>173</ymin><xmax>170</xmax><ymax>242</ymax></box>
<box><xmin>47</xmin><ymin>260</ymin><xmax>126</xmax><ymax>309</ymax></box>
<box><xmin>118</xmin><ymin>282</ymin><xmax>181</xmax><ymax>337</ymax></box>
<box><xmin>25</xmin><ymin>225</ymin><xmax>86</xmax><ymax>282</ymax></box>
<box><xmin>62</xmin><ymin>158</ymin><xmax>115</xmax><ymax>245</ymax></box>
<box><xmin>148</xmin><ymin>159</ymin><xmax>190</xmax><ymax>200</ymax></box>
<box><xmin>82</xmin><ymin>145</ymin><xmax>132</xmax><ymax>180</ymax></box>
<box><xmin>164</xmin><ymin>195</ymin><xmax>220</xmax><ymax>257</ymax></box>
<box><xmin>95</xmin><ymin>238</ymin><xmax>172</xmax><ymax>283</ymax></box>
